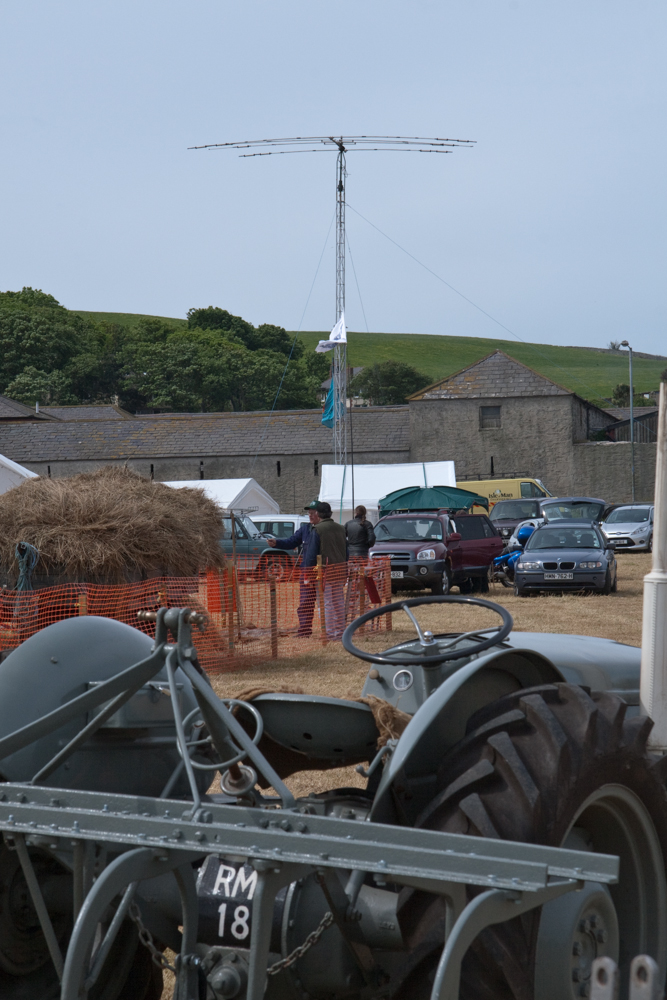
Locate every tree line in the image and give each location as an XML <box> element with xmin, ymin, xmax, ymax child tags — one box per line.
<box><xmin>0</xmin><ymin>290</ymin><xmax>331</xmax><ymax>412</ymax></box>
<box><xmin>0</xmin><ymin>288</ymin><xmax>432</xmax><ymax>412</ymax></box>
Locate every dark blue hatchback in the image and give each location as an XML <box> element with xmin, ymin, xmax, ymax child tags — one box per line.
<box><xmin>513</xmin><ymin>520</ymin><xmax>617</xmax><ymax>596</ymax></box>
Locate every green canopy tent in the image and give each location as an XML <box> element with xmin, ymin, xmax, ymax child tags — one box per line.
<box><xmin>378</xmin><ymin>484</ymin><xmax>489</xmax><ymax>516</ymax></box>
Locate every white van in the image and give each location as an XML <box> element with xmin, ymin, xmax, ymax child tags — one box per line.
<box><xmin>249</xmin><ymin>514</ymin><xmax>310</xmax><ymax>540</ymax></box>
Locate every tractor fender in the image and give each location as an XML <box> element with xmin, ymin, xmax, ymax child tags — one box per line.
<box><xmin>0</xmin><ymin>616</ymin><xmax>200</xmax><ymax>797</ymax></box>
<box><xmin>370</xmin><ymin>647</ymin><xmax>563</xmax><ymax>825</ymax></box>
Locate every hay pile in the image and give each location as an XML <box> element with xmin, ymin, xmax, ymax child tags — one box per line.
<box><xmin>0</xmin><ymin>466</ymin><xmax>225</xmax><ymax>583</ymax></box>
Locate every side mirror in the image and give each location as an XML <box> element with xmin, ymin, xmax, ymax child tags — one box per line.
<box><xmin>448</xmin><ymin>532</ymin><xmax>462</xmax><ymax>542</ymax></box>
<box><xmin>606</xmin><ymin>541</ymin><xmax>616</xmax><ymax>549</ymax></box>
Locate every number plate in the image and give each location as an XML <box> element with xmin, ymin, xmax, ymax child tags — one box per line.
<box><xmin>196</xmin><ymin>855</ymin><xmax>255</xmax><ymax>946</ymax></box>
<box><xmin>543</xmin><ymin>572</ymin><xmax>574</xmax><ymax>580</ymax></box>
<box><xmin>391</xmin><ymin>571</ymin><xmax>405</xmax><ymax>579</ymax></box>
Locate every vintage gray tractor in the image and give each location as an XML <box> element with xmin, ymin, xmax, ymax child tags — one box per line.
<box><xmin>0</xmin><ymin>591</ymin><xmax>662</xmax><ymax>1000</ymax></box>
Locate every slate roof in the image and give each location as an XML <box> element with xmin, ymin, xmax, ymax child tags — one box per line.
<box><xmin>40</xmin><ymin>404</ymin><xmax>134</xmax><ymax>421</ymax></box>
<box><xmin>0</xmin><ymin>406</ymin><xmax>410</xmax><ymax>464</ymax></box>
<box><xmin>0</xmin><ymin>395</ymin><xmax>56</xmax><ymax>421</ymax></box>
<box><xmin>409</xmin><ymin>351</ymin><xmax>571</xmax><ymax>400</ymax></box>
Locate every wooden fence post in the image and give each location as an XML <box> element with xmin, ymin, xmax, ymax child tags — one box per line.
<box><xmin>270</xmin><ymin>579</ymin><xmax>278</xmax><ymax>659</ymax></box>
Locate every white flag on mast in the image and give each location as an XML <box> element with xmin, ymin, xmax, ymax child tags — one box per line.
<box><xmin>315</xmin><ymin>313</ymin><xmax>347</xmax><ymax>353</ymax></box>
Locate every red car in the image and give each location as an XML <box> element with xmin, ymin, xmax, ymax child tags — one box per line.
<box><xmin>370</xmin><ymin>511</ymin><xmax>503</xmax><ymax>595</ymax></box>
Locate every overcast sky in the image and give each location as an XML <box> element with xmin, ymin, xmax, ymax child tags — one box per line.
<box><xmin>1</xmin><ymin>2</ymin><xmax>665</xmax><ymax>354</ymax></box>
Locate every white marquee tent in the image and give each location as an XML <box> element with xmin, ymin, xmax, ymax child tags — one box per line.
<box><xmin>319</xmin><ymin>461</ymin><xmax>456</xmax><ymax>523</ymax></box>
<box><xmin>163</xmin><ymin>478</ymin><xmax>280</xmax><ymax>515</ymax></box>
<box><xmin>0</xmin><ymin>453</ymin><xmax>38</xmax><ymax>494</ymax></box>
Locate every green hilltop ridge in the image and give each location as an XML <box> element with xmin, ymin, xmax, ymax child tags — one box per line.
<box><xmin>75</xmin><ymin>311</ymin><xmax>665</xmax><ymax>406</ymax></box>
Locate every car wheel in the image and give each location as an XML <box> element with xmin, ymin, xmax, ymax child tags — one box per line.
<box><xmin>602</xmin><ymin>569</ymin><xmax>613</xmax><ymax>595</ymax></box>
<box><xmin>258</xmin><ymin>555</ymin><xmax>290</xmax><ymax>582</ymax></box>
<box><xmin>431</xmin><ymin>566</ymin><xmax>452</xmax><ymax>596</ymax></box>
<box><xmin>648</xmin><ymin>535</ymin><xmax>653</xmax><ymax>553</ymax></box>
<box><xmin>458</xmin><ymin>577</ymin><xmax>474</xmax><ymax>594</ymax></box>
<box><xmin>513</xmin><ymin>583</ymin><xmax>527</xmax><ymax>598</ymax></box>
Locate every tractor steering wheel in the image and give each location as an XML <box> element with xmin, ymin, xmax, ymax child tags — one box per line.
<box><xmin>342</xmin><ymin>594</ymin><xmax>513</xmax><ymax>666</ymax></box>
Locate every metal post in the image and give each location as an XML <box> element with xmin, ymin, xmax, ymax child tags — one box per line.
<box><xmin>333</xmin><ymin>144</ymin><xmax>348</xmax><ymax>468</ymax></box>
<box><xmin>641</xmin><ymin>380</ymin><xmax>667</xmax><ymax>748</ymax></box>
<box><xmin>622</xmin><ymin>341</ymin><xmax>635</xmax><ymax>501</ymax></box>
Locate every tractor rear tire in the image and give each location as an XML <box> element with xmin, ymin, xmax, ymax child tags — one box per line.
<box><xmin>391</xmin><ymin>683</ymin><xmax>667</xmax><ymax>1000</ymax></box>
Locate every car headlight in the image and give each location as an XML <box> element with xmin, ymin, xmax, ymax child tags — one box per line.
<box><xmin>417</xmin><ymin>549</ymin><xmax>436</xmax><ymax>561</ymax></box>
<box><xmin>632</xmin><ymin>526</ymin><xmax>649</xmax><ymax>535</ymax></box>
<box><xmin>518</xmin><ymin>560</ymin><xmax>542</xmax><ymax>570</ymax></box>
<box><xmin>500</xmin><ymin>528</ymin><xmax>510</xmax><ymax>537</ymax></box>
<box><xmin>579</xmin><ymin>561</ymin><xmax>603</xmax><ymax>569</ymax></box>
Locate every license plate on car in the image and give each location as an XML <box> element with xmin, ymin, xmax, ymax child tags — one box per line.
<box><xmin>391</xmin><ymin>571</ymin><xmax>405</xmax><ymax>579</ymax></box>
<box><xmin>543</xmin><ymin>572</ymin><xmax>573</xmax><ymax>580</ymax></box>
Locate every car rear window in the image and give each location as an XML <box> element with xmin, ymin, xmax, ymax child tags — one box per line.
<box><xmin>254</xmin><ymin>520</ymin><xmax>296</xmax><ymax>538</ymax></box>
<box><xmin>490</xmin><ymin>501</ymin><xmax>541</xmax><ymax>521</ymax></box>
<box><xmin>455</xmin><ymin>517</ymin><xmax>487</xmax><ymax>540</ymax></box>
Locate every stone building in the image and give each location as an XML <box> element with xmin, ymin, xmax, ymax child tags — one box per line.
<box><xmin>0</xmin><ymin>352</ymin><xmax>656</xmax><ymax>507</ymax></box>
<box><xmin>407</xmin><ymin>351</ymin><xmax>617</xmax><ymax>497</ymax></box>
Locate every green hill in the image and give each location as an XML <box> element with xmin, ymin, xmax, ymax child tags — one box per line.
<box><xmin>300</xmin><ymin>331</ymin><xmax>665</xmax><ymax>406</ymax></box>
<box><xmin>74</xmin><ymin>312</ymin><xmax>664</xmax><ymax>406</ymax></box>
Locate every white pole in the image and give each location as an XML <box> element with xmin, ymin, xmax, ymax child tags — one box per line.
<box><xmin>641</xmin><ymin>380</ymin><xmax>667</xmax><ymax>748</ymax></box>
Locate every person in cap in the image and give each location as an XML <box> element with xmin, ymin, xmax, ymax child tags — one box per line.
<box><xmin>267</xmin><ymin>500</ymin><xmax>347</xmax><ymax>638</ymax></box>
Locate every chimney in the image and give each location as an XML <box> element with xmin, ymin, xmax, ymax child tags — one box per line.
<box><xmin>641</xmin><ymin>380</ymin><xmax>667</xmax><ymax>747</ymax></box>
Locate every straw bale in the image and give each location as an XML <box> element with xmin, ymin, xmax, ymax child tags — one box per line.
<box><xmin>0</xmin><ymin>466</ymin><xmax>225</xmax><ymax>583</ymax></box>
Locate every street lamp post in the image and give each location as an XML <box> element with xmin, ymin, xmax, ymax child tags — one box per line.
<box><xmin>621</xmin><ymin>340</ymin><xmax>635</xmax><ymax>501</ymax></box>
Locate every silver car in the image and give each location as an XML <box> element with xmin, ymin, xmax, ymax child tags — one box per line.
<box><xmin>602</xmin><ymin>504</ymin><xmax>654</xmax><ymax>553</ymax></box>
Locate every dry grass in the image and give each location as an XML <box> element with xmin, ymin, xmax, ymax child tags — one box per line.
<box><xmin>160</xmin><ymin>553</ymin><xmax>651</xmax><ymax>998</ymax></box>
<box><xmin>0</xmin><ymin>466</ymin><xmax>225</xmax><ymax>583</ymax></box>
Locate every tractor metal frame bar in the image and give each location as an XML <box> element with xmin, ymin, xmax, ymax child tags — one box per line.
<box><xmin>0</xmin><ymin>782</ymin><xmax>619</xmax><ymax>891</ymax></box>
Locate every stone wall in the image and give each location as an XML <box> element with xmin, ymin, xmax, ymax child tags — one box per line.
<box><xmin>22</xmin><ymin>446</ymin><xmax>410</xmax><ymax>514</ymax></box>
<box><xmin>408</xmin><ymin>395</ymin><xmax>577</xmax><ymax>497</ymax></box>
<box><xmin>572</xmin><ymin>442</ymin><xmax>656</xmax><ymax>503</ymax></box>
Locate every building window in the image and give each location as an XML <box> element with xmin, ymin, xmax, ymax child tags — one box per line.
<box><xmin>150</xmin><ymin>464</ymin><xmax>154</xmax><ymax>481</ymax></box>
<box><xmin>47</xmin><ymin>465</ymin><xmax>51</xmax><ymax>479</ymax></box>
<box><xmin>314</xmin><ymin>459</ymin><xmax>319</xmax><ymax>477</ymax></box>
<box><xmin>480</xmin><ymin>405</ymin><xmax>501</xmax><ymax>429</ymax></box>
<box><xmin>199</xmin><ymin>460</ymin><xmax>204</xmax><ymax>480</ymax></box>
<box><xmin>276</xmin><ymin>461</ymin><xmax>281</xmax><ymax>477</ymax></box>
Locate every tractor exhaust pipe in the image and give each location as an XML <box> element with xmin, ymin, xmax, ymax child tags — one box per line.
<box><xmin>641</xmin><ymin>379</ymin><xmax>667</xmax><ymax>749</ymax></box>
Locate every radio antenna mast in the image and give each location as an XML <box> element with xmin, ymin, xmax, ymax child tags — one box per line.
<box><xmin>190</xmin><ymin>135</ymin><xmax>475</xmax><ymax>467</ymax></box>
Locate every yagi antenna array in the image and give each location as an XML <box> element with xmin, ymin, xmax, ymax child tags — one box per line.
<box><xmin>190</xmin><ymin>134</ymin><xmax>475</xmax><ymax>468</ymax></box>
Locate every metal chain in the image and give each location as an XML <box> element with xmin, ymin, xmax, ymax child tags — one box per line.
<box><xmin>267</xmin><ymin>911</ymin><xmax>334</xmax><ymax>976</ymax></box>
<box><xmin>129</xmin><ymin>901</ymin><xmax>177</xmax><ymax>974</ymax></box>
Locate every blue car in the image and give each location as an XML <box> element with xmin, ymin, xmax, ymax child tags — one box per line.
<box><xmin>513</xmin><ymin>519</ymin><xmax>617</xmax><ymax>596</ymax></box>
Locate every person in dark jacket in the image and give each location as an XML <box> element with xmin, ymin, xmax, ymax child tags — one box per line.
<box><xmin>345</xmin><ymin>505</ymin><xmax>376</xmax><ymax>560</ymax></box>
<box><xmin>267</xmin><ymin>500</ymin><xmax>348</xmax><ymax>638</ymax></box>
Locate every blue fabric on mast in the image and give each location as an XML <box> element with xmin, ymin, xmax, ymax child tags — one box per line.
<box><xmin>322</xmin><ymin>382</ymin><xmax>334</xmax><ymax>428</ymax></box>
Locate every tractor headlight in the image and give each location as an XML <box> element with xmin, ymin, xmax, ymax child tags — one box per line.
<box><xmin>518</xmin><ymin>560</ymin><xmax>542</xmax><ymax>570</ymax></box>
<box><xmin>417</xmin><ymin>549</ymin><xmax>436</xmax><ymax>560</ymax></box>
<box><xmin>579</xmin><ymin>561</ymin><xmax>603</xmax><ymax>569</ymax></box>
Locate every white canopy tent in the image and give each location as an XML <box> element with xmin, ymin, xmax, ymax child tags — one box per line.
<box><xmin>163</xmin><ymin>478</ymin><xmax>280</xmax><ymax>515</ymax></box>
<box><xmin>0</xmin><ymin>453</ymin><xmax>38</xmax><ymax>494</ymax></box>
<box><xmin>319</xmin><ymin>461</ymin><xmax>456</xmax><ymax>523</ymax></box>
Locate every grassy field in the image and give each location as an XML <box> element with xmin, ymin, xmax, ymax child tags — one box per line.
<box><xmin>300</xmin><ymin>330</ymin><xmax>665</xmax><ymax>404</ymax></box>
<box><xmin>160</xmin><ymin>552</ymin><xmax>651</xmax><ymax>998</ymax></box>
<box><xmin>73</xmin><ymin>310</ymin><xmax>664</xmax><ymax>405</ymax></box>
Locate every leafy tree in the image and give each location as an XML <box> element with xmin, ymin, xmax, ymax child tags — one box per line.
<box><xmin>0</xmin><ymin>287</ymin><xmax>65</xmax><ymax>310</ymax></box>
<box><xmin>0</xmin><ymin>307</ymin><xmax>84</xmax><ymax>392</ymax></box>
<box><xmin>348</xmin><ymin>361</ymin><xmax>431</xmax><ymax>406</ymax></box>
<box><xmin>611</xmin><ymin>383</ymin><xmax>631</xmax><ymax>407</ymax></box>
<box><xmin>4</xmin><ymin>366</ymin><xmax>77</xmax><ymax>406</ymax></box>
<box><xmin>608</xmin><ymin>340</ymin><xmax>621</xmax><ymax>351</ymax></box>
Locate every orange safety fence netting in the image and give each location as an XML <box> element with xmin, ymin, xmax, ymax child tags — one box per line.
<box><xmin>0</xmin><ymin>557</ymin><xmax>392</xmax><ymax>673</ymax></box>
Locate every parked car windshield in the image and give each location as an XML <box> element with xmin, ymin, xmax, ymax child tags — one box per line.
<box><xmin>605</xmin><ymin>506</ymin><xmax>651</xmax><ymax>525</ymax></box>
<box><xmin>375</xmin><ymin>518</ymin><xmax>443</xmax><ymax>541</ymax></box>
<box><xmin>490</xmin><ymin>500</ymin><xmax>541</xmax><ymax>521</ymax></box>
<box><xmin>542</xmin><ymin>501</ymin><xmax>605</xmax><ymax>522</ymax></box>
<box><xmin>526</xmin><ymin>527</ymin><xmax>602</xmax><ymax>550</ymax></box>
<box><xmin>240</xmin><ymin>516</ymin><xmax>262</xmax><ymax>537</ymax></box>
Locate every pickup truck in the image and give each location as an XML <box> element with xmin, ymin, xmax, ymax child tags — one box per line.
<box><xmin>369</xmin><ymin>511</ymin><xmax>503</xmax><ymax>595</ymax></box>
